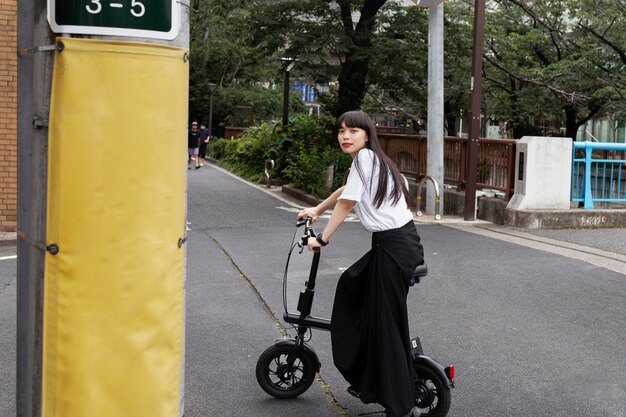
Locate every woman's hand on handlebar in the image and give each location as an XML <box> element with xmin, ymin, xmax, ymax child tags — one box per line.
<box><xmin>306</xmin><ymin>237</ymin><xmax>322</xmax><ymax>252</ymax></box>
<box><xmin>297</xmin><ymin>207</ymin><xmax>319</xmax><ymax>223</ymax></box>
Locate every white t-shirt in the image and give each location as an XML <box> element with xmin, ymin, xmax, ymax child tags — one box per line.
<box><xmin>339</xmin><ymin>149</ymin><xmax>413</xmax><ymax>232</ymax></box>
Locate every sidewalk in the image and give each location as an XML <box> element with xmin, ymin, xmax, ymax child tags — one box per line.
<box><xmin>0</xmin><ymin>231</ymin><xmax>16</xmax><ymax>247</ymax></box>
<box><xmin>279</xmin><ymin>182</ymin><xmax>626</xmax><ymax>257</ymax></box>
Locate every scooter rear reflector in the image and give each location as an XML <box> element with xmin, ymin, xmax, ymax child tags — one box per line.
<box><xmin>445</xmin><ymin>365</ymin><xmax>455</xmax><ymax>380</ymax></box>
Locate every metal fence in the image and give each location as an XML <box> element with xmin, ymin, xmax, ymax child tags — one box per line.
<box><xmin>377</xmin><ymin>132</ymin><xmax>517</xmax><ymax>201</ymax></box>
<box><xmin>571</xmin><ymin>142</ymin><xmax>626</xmax><ymax>209</ymax></box>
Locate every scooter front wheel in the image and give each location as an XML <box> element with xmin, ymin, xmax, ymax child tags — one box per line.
<box><xmin>414</xmin><ymin>363</ymin><xmax>452</xmax><ymax>417</ymax></box>
<box><xmin>256</xmin><ymin>344</ymin><xmax>316</xmax><ymax>399</ymax></box>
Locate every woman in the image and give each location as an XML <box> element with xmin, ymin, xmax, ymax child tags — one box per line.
<box><xmin>298</xmin><ymin>110</ymin><xmax>423</xmax><ymax>417</ymax></box>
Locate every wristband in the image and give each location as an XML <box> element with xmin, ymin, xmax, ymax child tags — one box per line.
<box><xmin>316</xmin><ymin>235</ymin><xmax>329</xmax><ymax>246</ymax></box>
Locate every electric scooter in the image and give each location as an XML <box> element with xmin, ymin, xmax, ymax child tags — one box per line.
<box><xmin>256</xmin><ymin>218</ymin><xmax>455</xmax><ymax>417</ymax></box>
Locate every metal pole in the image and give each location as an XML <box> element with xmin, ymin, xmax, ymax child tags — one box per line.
<box><xmin>208</xmin><ymin>91</ymin><xmax>214</xmax><ymax>137</ymax></box>
<box><xmin>282</xmin><ymin>68</ymin><xmax>290</xmax><ymax>127</ymax></box>
<box><xmin>17</xmin><ymin>1</ymin><xmax>54</xmax><ymax>415</ymax></box>
<box><xmin>463</xmin><ymin>0</ymin><xmax>486</xmax><ymax>221</ymax></box>
<box><xmin>426</xmin><ymin>2</ymin><xmax>445</xmax><ymax>215</ymax></box>
<box><xmin>17</xmin><ymin>3</ymin><xmax>190</xmax><ymax>416</ymax></box>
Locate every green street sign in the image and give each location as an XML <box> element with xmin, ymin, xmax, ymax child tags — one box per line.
<box><xmin>48</xmin><ymin>0</ymin><xmax>180</xmax><ymax>40</ymax></box>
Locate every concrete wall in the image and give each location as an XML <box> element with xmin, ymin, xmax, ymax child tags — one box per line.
<box><xmin>507</xmin><ymin>136</ymin><xmax>572</xmax><ymax>210</ymax></box>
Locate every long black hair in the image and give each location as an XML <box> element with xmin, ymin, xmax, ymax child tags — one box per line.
<box><xmin>337</xmin><ymin>110</ymin><xmax>409</xmax><ymax>208</ymax></box>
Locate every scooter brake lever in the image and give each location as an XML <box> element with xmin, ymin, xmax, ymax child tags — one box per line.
<box><xmin>297</xmin><ymin>239</ymin><xmax>305</xmax><ymax>253</ymax></box>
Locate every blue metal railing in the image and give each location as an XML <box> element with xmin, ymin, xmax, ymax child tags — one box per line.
<box><xmin>571</xmin><ymin>142</ymin><xmax>626</xmax><ymax>209</ymax></box>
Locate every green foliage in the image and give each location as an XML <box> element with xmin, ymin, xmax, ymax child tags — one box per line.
<box><xmin>191</xmin><ymin>0</ymin><xmax>626</xmax><ymax>142</ymax></box>
<box><xmin>189</xmin><ymin>0</ymin><xmax>292</xmax><ymax>128</ymax></box>
<box><xmin>249</xmin><ymin>0</ymin><xmax>433</xmax><ymax>117</ymax></box>
<box><xmin>207</xmin><ymin>115</ymin><xmax>352</xmax><ymax>198</ymax></box>
<box><xmin>280</xmin><ymin>115</ymin><xmax>350</xmax><ymax>196</ymax></box>
<box><xmin>281</xmin><ymin>144</ymin><xmax>352</xmax><ymax>198</ymax></box>
<box><xmin>207</xmin><ymin>123</ymin><xmax>279</xmax><ymax>182</ymax></box>
<box><xmin>477</xmin><ymin>0</ymin><xmax>626</xmax><ymax>138</ymax></box>
<box><xmin>281</xmin><ymin>142</ymin><xmax>329</xmax><ymax>197</ymax></box>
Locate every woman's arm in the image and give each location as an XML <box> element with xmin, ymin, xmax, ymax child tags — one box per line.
<box><xmin>297</xmin><ymin>186</ymin><xmax>345</xmax><ymax>222</ymax></box>
<box><xmin>306</xmin><ymin>197</ymin><xmax>355</xmax><ymax>251</ymax></box>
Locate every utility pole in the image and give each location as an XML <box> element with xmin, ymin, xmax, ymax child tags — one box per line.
<box><xmin>17</xmin><ymin>2</ymin><xmax>55</xmax><ymax>415</ymax></box>
<box><xmin>281</xmin><ymin>57</ymin><xmax>296</xmax><ymax>128</ymax></box>
<box><xmin>426</xmin><ymin>1</ymin><xmax>444</xmax><ymax>215</ymax></box>
<box><xmin>413</xmin><ymin>0</ymin><xmax>445</xmax><ymax>216</ymax></box>
<box><xmin>208</xmin><ymin>83</ymin><xmax>217</xmax><ymax>137</ymax></box>
<box><xmin>463</xmin><ymin>0</ymin><xmax>486</xmax><ymax>220</ymax></box>
<box><xmin>17</xmin><ymin>1</ymin><xmax>189</xmax><ymax>416</ymax></box>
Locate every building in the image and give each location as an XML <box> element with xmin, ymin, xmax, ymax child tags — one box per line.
<box><xmin>0</xmin><ymin>0</ymin><xmax>17</xmax><ymax>232</ymax></box>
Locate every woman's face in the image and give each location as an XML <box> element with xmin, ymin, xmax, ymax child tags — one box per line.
<box><xmin>337</xmin><ymin>122</ymin><xmax>368</xmax><ymax>157</ymax></box>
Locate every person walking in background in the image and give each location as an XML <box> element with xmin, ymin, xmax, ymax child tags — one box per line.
<box><xmin>198</xmin><ymin>123</ymin><xmax>210</xmax><ymax>166</ymax></box>
<box><xmin>297</xmin><ymin>110</ymin><xmax>422</xmax><ymax>417</ymax></box>
<box><xmin>188</xmin><ymin>121</ymin><xmax>201</xmax><ymax>169</ymax></box>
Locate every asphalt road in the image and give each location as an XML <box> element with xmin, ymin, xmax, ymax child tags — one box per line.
<box><xmin>185</xmin><ymin>164</ymin><xmax>626</xmax><ymax>417</ymax></box>
<box><xmin>1</xmin><ymin>162</ymin><xmax>625</xmax><ymax>417</ymax></box>
<box><xmin>0</xmin><ymin>245</ymin><xmax>17</xmax><ymax>417</ymax></box>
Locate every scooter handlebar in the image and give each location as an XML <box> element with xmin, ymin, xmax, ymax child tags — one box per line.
<box><xmin>296</xmin><ymin>217</ymin><xmax>319</xmax><ymax>249</ymax></box>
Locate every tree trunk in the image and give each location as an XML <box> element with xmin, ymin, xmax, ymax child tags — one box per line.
<box><xmin>564</xmin><ymin>104</ymin><xmax>602</xmax><ymax>140</ymax></box>
<box><xmin>334</xmin><ymin>0</ymin><xmax>387</xmax><ymax>117</ymax></box>
<box><xmin>444</xmin><ymin>100</ymin><xmax>456</xmax><ymax>136</ymax></box>
<box><xmin>564</xmin><ymin>106</ymin><xmax>578</xmax><ymax>140</ymax></box>
<box><xmin>335</xmin><ymin>55</ymin><xmax>370</xmax><ymax>117</ymax></box>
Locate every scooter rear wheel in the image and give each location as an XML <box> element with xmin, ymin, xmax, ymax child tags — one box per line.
<box><xmin>256</xmin><ymin>344</ymin><xmax>316</xmax><ymax>399</ymax></box>
<box><xmin>413</xmin><ymin>363</ymin><xmax>452</xmax><ymax>417</ymax></box>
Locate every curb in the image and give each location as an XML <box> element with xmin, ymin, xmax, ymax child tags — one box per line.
<box><xmin>280</xmin><ymin>186</ymin><xmax>324</xmax><ymax>207</ymax></box>
<box><xmin>504</xmin><ymin>208</ymin><xmax>626</xmax><ymax>229</ymax></box>
<box><xmin>0</xmin><ymin>232</ymin><xmax>17</xmax><ymax>247</ymax></box>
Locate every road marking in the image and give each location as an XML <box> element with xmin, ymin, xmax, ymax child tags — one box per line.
<box><xmin>207</xmin><ymin>163</ymin><xmax>361</xmax><ymax>223</ymax></box>
<box><xmin>276</xmin><ymin>205</ymin><xmax>360</xmax><ymax>222</ymax></box>
<box><xmin>207</xmin><ymin>164</ymin><xmax>303</xmax><ymax>208</ymax></box>
<box><xmin>0</xmin><ymin>255</ymin><xmax>17</xmax><ymax>261</ymax></box>
<box><xmin>445</xmin><ymin>224</ymin><xmax>626</xmax><ymax>276</ymax></box>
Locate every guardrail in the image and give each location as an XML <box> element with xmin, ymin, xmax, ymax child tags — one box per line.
<box><xmin>377</xmin><ymin>132</ymin><xmax>516</xmax><ymax>201</ymax></box>
<box><xmin>571</xmin><ymin>142</ymin><xmax>626</xmax><ymax>209</ymax></box>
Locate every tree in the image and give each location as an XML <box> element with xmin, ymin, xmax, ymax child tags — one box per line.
<box><xmin>250</xmin><ymin>0</ymin><xmax>433</xmax><ymax>118</ymax></box>
<box><xmin>189</xmin><ymin>0</ymin><xmax>297</xmax><ymax>128</ymax></box>
<box><xmin>364</xmin><ymin>3</ymin><xmax>429</xmax><ymax>127</ymax></box>
<box><xmin>478</xmin><ymin>0</ymin><xmax>625</xmax><ymax>138</ymax></box>
<box><xmin>441</xmin><ymin>1</ymin><xmax>474</xmax><ymax>136</ymax></box>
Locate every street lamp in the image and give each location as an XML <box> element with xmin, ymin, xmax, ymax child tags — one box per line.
<box><xmin>207</xmin><ymin>82</ymin><xmax>217</xmax><ymax>138</ymax></box>
<box><xmin>281</xmin><ymin>57</ymin><xmax>297</xmax><ymax>128</ymax></box>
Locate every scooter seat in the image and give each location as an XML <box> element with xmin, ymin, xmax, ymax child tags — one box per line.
<box><xmin>408</xmin><ymin>262</ymin><xmax>428</xmax><ymax>286</ymax></box>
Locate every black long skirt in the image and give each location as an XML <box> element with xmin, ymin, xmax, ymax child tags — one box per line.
<box><xmin>331</xmin><ymin>220</ymin><xmax>424</xmax><ymax>417</ymax></box>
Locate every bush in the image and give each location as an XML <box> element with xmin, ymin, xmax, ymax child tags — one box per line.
<box><xmin>208</xmin><ymin>115</ymin><xmax>352</xmax><ymax>198</ymax></box>
<box><xmin>282</xmin><ymin>144</ymin><xmax>352</xmax><ymax>197</ymax></box>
